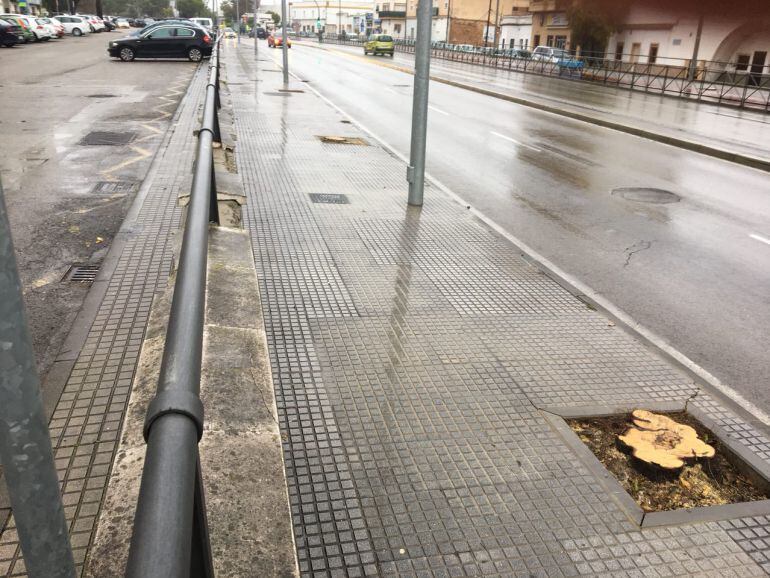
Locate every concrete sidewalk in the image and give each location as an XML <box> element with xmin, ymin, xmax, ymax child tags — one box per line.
<box><xmin>296</xmin><ymin>39</ymin><xmax>770</xmax><ymax>172</ymax></box>
<box><xmin>227</xmin><ymin>42</ymin><xmax>770</xmax><ymax>577</ymax></box>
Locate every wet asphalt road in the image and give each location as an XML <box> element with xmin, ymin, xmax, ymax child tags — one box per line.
<box><xmin>269</xmin><ymin>42</ymin><xmax>770</xmax><ymax>412</ymax></box>
<box><xmin>0</xmin><ymin>32</ymin><xmax>196</xmax><ymax>392</ymax></box>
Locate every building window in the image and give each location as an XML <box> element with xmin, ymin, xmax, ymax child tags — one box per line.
<box><xmin>394</xmin><ymin>23</ymin><xmax>401</xmax><ymax>33</ymax></box>
<box><xmin>546</xmin><ymin>35</ymin><xmax>553</xmax><ymax>47</ymax></box>
<box><xmin>736</xmin><ymin>54</ymin><xmax>750</xmax><ymax>71</ymax></box>
<box><xmin>554</xmin><ymin>35</ymin><xmax>566</xmax><ymax>49</ymax></box>
<box><xmin>533</xmin><ymin>34</ymin><xmax>540</xmax><ymax>47</ymax></box>
<box><xmin>648</xmin><ymin>43</ymin><xmax>659</xmax><ymax>64</ymax></box>
<box><xmin>615</xmin><ymin>41</ymin><xmax>624</xmax><ymax>61</ymax></box>
<box><xmin>539</xmin><ymin>14</ymin><xmax>544</xmax><ymax>26</ymax></box>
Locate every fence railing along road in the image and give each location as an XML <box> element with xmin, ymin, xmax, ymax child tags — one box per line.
<box><xmin>300</xmin><ymin>33</ymin><xmax>770</xmax><ymax>111</ymax></box>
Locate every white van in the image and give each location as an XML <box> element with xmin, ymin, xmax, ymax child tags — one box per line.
<box><xmin>189</xmin><ymin>17</ymin><xmax>213</xmax><ymax>30</ymax></box>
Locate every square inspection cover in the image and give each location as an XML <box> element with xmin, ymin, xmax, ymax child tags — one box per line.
<box><xmin>309</xmin><ymin>193</ymin><xmax>349</xmax><ymax>204</ymax></box>
<box><xmin>92</xmin><ymin>181</ymin><xmax>139</xmax><ymax>195</ymax></box>
<box><xmin>79</xmin><ymin>131</ymin><xmax>136</xmax><ymax>146</ymax></box>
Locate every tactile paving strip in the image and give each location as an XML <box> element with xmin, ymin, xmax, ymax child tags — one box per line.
<box><xmin>227</xmin><ymin>47</ymin><xmax>770</xmax><ymax>577</ymax></box>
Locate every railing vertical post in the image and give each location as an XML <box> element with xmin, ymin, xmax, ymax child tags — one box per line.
<box><xmin>0</xmin><ymin>181</ymin><xmax>76</xmax><ymax>578</ymax></box>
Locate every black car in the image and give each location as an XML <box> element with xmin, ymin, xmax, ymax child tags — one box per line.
<box><xmin>0</xmin><ymin>19</ymin><xmax>21</xmax><ymax>47</ymax></box>
<box><xmin>248</xmin><ymin>27</ymin><xmax>267</xmax><ymax>39</ymax></box>
<box><xmin>108</xmin><ymin>23</ymin><xmax>212</xmax><ymax>62</ymax></box>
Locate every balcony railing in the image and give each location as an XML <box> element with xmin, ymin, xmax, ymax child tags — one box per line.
<box><xmin>378</xmin><ymin>10</ymin><xmax>406</xmax><ymax>17</ymax></box>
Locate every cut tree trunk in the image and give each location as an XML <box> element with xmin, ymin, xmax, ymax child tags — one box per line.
<box><xmin>619</xmin><ymin>410</ymin><xmax>715</xmax><ymax>470</ymax></box>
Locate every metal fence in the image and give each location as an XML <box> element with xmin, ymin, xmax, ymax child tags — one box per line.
<box><xmin>299</xmin><ymin>33</ymin><xmax>770</xmax><ymax>111</ymax></box>
<box><xmin>124</xmin><ymin>38</ymin><xmax>222</xmax><ymax>578</ymax></box>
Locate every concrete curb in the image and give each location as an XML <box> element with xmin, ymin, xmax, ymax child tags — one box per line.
<box><xmin>296</xmin><ymin>40</ymin><xmax>770</xmax><ymax>173</ymax></box>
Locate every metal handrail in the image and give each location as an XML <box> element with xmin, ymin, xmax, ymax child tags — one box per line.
<box><xmin>125</xmin><ymin>37</ymin><xmax>222</xmax><ymax>578</ymax></box>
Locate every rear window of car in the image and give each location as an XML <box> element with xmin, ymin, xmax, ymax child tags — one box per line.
<box><xmin>176</xmin><ymin>27</ymin><xmax>195</xmax><ymax>37</ymax></box>
<box><xmin>378</xmin><ymin>35</ymin><xmax>393</xmax><ymax>42</ymax></box>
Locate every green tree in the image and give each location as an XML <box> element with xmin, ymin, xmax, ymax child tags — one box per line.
<box><xmin>220</xmin><ymin>0</ymin><xmax>238</xmax><ymax>25</ymax></box>
<box><xmin>567</xmin><ymin>0</ymin><xmax>630</xmax><ymax>57</ymax></box>
<box><xmin>268</xmin><ymin>10</ymin><xmax>280</xmax><ymax>26</ymax></box>
<box><xmin>176</xmin><ymin>0</ymin><xmax>210</xmax><ymax>18</ymax></box>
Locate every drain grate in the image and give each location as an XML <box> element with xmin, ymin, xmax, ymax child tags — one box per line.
<box><xmin>79</xmin><ymin>131</ymin><xmax>136</xmax><ymax>146</ymax></box>
<box><xmin>317</xmin><ymin>135</ymin><xmax>368</xmax><ymax>145</ymax></box>
<box><xmin>92</xmin><ymin>181</ymin><xmax>139</xmax><ymax>195</ymax></box>
<box><xmin>63</xmin><ymin>263</ymin><xmax>100</xmax><ymax>283</ymax></box>
<box><xmin>87</xmin><ymin>94</ymin><xmax>117</xmax><ymax>98</ymax></box>
<box><xmin>612</xmin><ymin>187</ymin><xmax>681</xmax><ymax>204</ymax></box>
<box><xmin>263</xmin><ymin>91</ymin><xmax>292</xmax><ymax>97</ymax></box>
<box><xmin>309</xmin><ymin>193</ymin><xmax>349</xmax><ymax>204</ymax></box>
<box><xmin>278</xmin><ymin>89</ymin><xmax>305</xmax><ymax>93</ymax></box>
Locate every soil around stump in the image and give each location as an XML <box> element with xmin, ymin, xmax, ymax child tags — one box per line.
<box><xmin>568</xmin><ymin>412</ymin><xmax>770</xmax><ymax>513</ymax></box>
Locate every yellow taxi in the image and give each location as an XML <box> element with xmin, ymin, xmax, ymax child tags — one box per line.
<box><xmin>363</xmin><ymin>34</ymin><xmax>394</xmax><ymax>57</ymax></box>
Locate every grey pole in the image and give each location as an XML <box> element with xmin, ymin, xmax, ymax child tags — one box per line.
<box><xmin>280</xmin><ymin>0</ymin><xmax>289</xmax><ymax>84</ymax></box>
<box><xmin>0</xmin><ymin>181</ymin><xmax>76</xmax><ymax>578</ymax></box>
<box><xmin>688</xmin><ymin>13</ymin><xmax>704</xmax><ymax>82</ymax></box>
<box><xmin>253</xmin><ymin>0</ymin><xmax>259</xmax><ymax>57</ymax></box>
<box><xmin>406</xmin><ymin>0</ymin><xmax>432</xmax><ymax>206</ymax></box>
<box><xmin>236</xmin><ymin>0</ymin><xmax>241</xmax><ymax>43</ymax></box>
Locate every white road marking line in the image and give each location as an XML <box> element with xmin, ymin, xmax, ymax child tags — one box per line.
<box><xmin>750</xmin><ymin>233</ymin><xmax>770</xmax><ymax>246</ymax></box>
<box><xmin>490</xmin><ymin>130</ymin><xmax>541</xmax><ymax>152</ymax></box>
<box><xmin>428</xmin><ymin>105</ymin><xmax>449</xmax><ymax>116</ymax></box>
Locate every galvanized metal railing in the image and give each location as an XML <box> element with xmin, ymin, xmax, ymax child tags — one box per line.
<box><xmin>301</xmin><ymin>34</ymin><xmax>770</xmax><ymax>111</ymax></box>
<box><xmin>125</xmin><ymin>37</ymin><xmax>222</xmax><ymax>578</ymax></box>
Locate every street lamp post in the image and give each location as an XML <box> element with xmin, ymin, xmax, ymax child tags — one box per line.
<box><xmin>281</xmin><ymin>0</ymin><xmax>289</xmax><ymax>84</ymax></box>
<box><xmin>407</xmin><ymin>0</ymin><xmax>432</xmax><ymax>206</ymax></box>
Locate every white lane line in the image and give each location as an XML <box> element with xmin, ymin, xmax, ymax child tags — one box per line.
<box><xmin>750</xmin><ymin>233</ymin><xmax>770</xmax><ymax>246</ymax></box>
<box><xmin>490</xmin><ymin>130</ymin><xmax>541</xmax><ymax>152</ymax></box>
<box><xmin>428</xmin><ymin>105</ymin><xmax>450</xmax><ymax>116</ymax></box>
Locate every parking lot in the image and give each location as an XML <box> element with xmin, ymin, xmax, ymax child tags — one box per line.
<box><xmin>0</xmin><ymin>31</ymin><xmax>197</xmax><ymax>406</ymax></box>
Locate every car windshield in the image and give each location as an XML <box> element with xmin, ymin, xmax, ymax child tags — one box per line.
<box><xmin>553</xmin><ymin>49</ymin><xmax>568</xmax><ymax>58</ymax></box>
<box><xmin>378</xmin><ymin>35</ymin><xmax>393</xmax><ymax>42</ymax></box>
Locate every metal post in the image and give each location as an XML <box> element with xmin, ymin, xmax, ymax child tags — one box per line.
<box><xmin>254</xmin><ymin>0</ymin><xmax>259</xmax><ymax>56</ymax></box>
<box><xmin>688</xmin><ymin>13</ymin><xmax>703</xmax><ymax>82</ymax></box>
<box><xmin>0</xmin><ymin>181</ymin><xmax>76</xmax><ymax>578</ymax></box>
<box><xmin>406</xmin><ymin>0</ymin><xmax>431</xmax><ymax>206</ymax></box>
<box><xmin>236</xmin><ymin>0</ymin><xmax>241</xmax><ymax>43</ymax></box>
<box><xmin>281</xmin><ymin>0</ymin><xmax>289</xmax><ymax>84</ymax></box>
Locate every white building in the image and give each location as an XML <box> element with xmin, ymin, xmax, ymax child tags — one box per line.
<box><xmin>606</xmin><ymin>5</ymin><xmax>770</xmax><ymax>74</ymax></box>
<box><xmin>290</xmin><ymin>0</ymin><xmax>375</xmax><ymax>35</ymax></box>
<box><xmin>499</xmin><ymin>12</ymin><xmax>531</xmax><ymax>50</ymax></box>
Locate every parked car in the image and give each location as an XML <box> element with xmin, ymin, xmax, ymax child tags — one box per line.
<box><xmin>224</xmin><ymin>27</ymin><xmax>236</xmax><ymax>38</ymax></box>
<box><xmin>267</xmin><ymin>31</ymin><xmax>291</xmax><ymax>48</ymax></box>
<box><xmin>363</xmin><ymin>34</ymin><xmax>393</xmax><ymax>57</ymax></box>
<box><xmin>30</xmin><ymin>17</ymin><xmax>55</xmax><ymax>40</ymax></box>
<box><xmin>249</xmin><ymin>27</ymin><xmax>267</xmax><ymax>39</ymax></box>
<box><xmin>1</xmin><ymin>14</ymin><xmax>49</xmax><ymax>41</ymax></box>
<box><xmin>108</xmin><ymin>23</ymin><xmax>213</xmax><ymax>61</ymax></box>
<box><xmin>55</xmin><ymin>15</ymin><xmax>91</xmax><ymax>36</ymax></box>
<box><xmin>130</xmin><ymin>19</ymin><xmax>207</xmax><ymax>37</ymax></box>
<box><xmin>531</xmin><ymin>45</ymin><xmax>569</xmax><ymax>63</ymax></box>
<box><xmin>0</xmin><ymin>15</ymin><xmax>33</xmax><ymax>42</ymax></box>
<box><xmin>115</xmin><ymin>17</ymin><xmax>130</xmax><ymax>29</ymax></box>
<box><xmin>40</xmin><ymin>17</ymin><xmax>64</xmax><ymax>37</ymax></box>
<box><xmin>102</xmin><ymin>17</ymin><xmax>116</xmax><ymax>31</ymax></box>
<box><xmin>0</xmin><ymin>18</ymin><xmax>21</xmax><ymax>46</ymax></box>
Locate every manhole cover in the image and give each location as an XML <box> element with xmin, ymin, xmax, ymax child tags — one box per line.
<box><xmin>92</xmin><ymin>181</ymin><xmax>139</xmax><ymax>195</ymax></box>
<box><xmin>309</xmin><ymin>193</ymin><xmax>349</xmax><ymax>204</ymax></box>
<box><xmin>317</xmin><ymin>136</ymin><xmax>368</xmax><ymax>145</ymax></box>
<box><xmin>79</xmin><ymin>131</ymin><xmax>136</xmax><ymax>146</ymax></box>
<box><xmin>612</xmin><ymin>187</ymin><xmax>681</xmax><ymax>204</ymax></box>
<box><xmin>62</xmin><ymin>263</ymin><xmax>100</xmax><ymax>283</ymax></box>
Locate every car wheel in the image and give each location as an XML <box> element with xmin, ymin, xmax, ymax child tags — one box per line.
<box><xmin>73</xmin><ymin>28</ymin><xmax>82</xmax><ymax>37</ymax></box>
<box><xmin>187</xmin><ymin>47</ymin><xmax>203</xmax><ymax>62</ymax></box>
<box><xmin>119</xmin><ymin>46</ymin><xmax>135</xmax><ymax>61</ymax></box>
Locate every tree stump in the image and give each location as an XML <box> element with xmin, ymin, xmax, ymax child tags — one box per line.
<box><xmin>619</xmin><ymin>410</ymin><xmax>715</xmax><ymax>470</ymax></box>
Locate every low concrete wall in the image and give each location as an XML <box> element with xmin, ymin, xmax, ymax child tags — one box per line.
<box><xmin>85</xmin><ymin>226</ymin><xmax>298</xmax><ymax>577</ymax></box>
